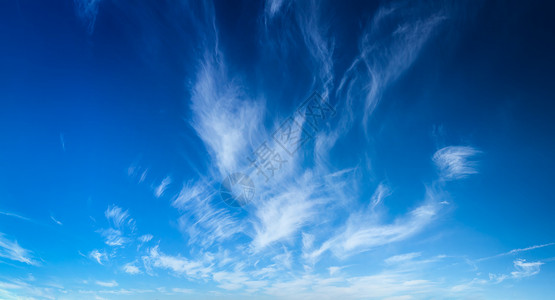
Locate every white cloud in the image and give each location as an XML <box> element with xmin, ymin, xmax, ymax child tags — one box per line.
<box><xmin>173</xmin><ymin>182</ymin><xmax>243</xmax><ymax>247</ymax></box>
<box><xmin>50</xmin><ymin>215</ymin><xmax>63</xmax><ymax>226</ymax></box>
<box><xmin>478</xmin><ymin>242</ymin><xmax>554</xmax><ymax>262</ymax></box>
<box><xmin>128</xmin><ymin>162</ymin><xmax>148</xmax><ymax>183</ymax></box>
<box><xmin>59</xmin><ymin>133</ymin><xmax>66</xmax><ymax>152</ymax></box>
<box><xmin>171</xmin><ymin>287</ymin><xmax>193</xmax><ymax>294</ymax></box>
<box><xmin>273</xmin><ymin>246</ymin><xmax>293</xmax><ymax>270</ymax></box>
<box><xmin>306</xmin><ymin>188</ymin><xmax>440</xmax><ymax>261</ymax></box>
<box><xmin>337</xmin><ymin>1</ymin><xmax>445</xmax><ymax>128</ymax></box>
<box><xmin>100</xmin><ymin>228</ymin><xmax>127</xmax><ymax>246</ymax></box>
<box><xmin>265</xmin><ymin>0</ymin><xmax>289</xmax><ymax>18</ymax></box>
<box><xmin>511</xmin><ymin>259</ymin><xmax>543</xmax><ymax>279</ymax></box>
<box><xmin>104</xmin><ymin>205</ymin><xmax>133</xmax><ymax>229</ymax></box>
<box><xmin>189</xmin><ymin>48</ymin><xmax>265</xmax><ymax>176</ymax></box>
<box><xmin>95</xmin><ymin>280</ymin><xmax>118</xmax><ymax>288</ymax></box>
<box><xmin>335</xmin><ymin>204</ymin><xmax>437</xmax><ymax>258</ymax></box>
<box><xmin>433</xmin><ymin>146</ymin><xmax>480</xmax><ymax>180</ymax></box>
<box><xmin>370</xmin><ymin>183</ymin><xmax>391</xmax><ymax>209</ymax></box>
<box><xmin>212</xmin><ymin>270</ymin><xmax>251</xmax><ymax>290</ymax></box>
<box><xmin>123</xmin><ymin>262</ymin><xmax>141</xmax><ymax>275</ymax></box>
<box><xmin>0</xmin><ymin>211</ymin><xmax>31</xmax><ymax>222</ymax></box>
<box><xmin>488</xmin><ymin>273</ymin><xmax>508</xmax><ymax>284</ymax></box>
<box><xmin>0</xmin><ymin>234</ymin><xmax>37</xmax><ymax>265</ymax></box>
<box><xmin>452</xmin><ymin>258</ymin><xmax>545</xmax><ymax>292</ymax></box>
<box><xmin>385</xmin><ymin>252</ymin><xmax>422</xmax><ymax>265</ymax></box>
<box><xmin>263</xmin><ymin>272</ymin><xmax>435</xmax><ymax>299</ymax></box>
<box><xmin>251</xmin><ymin>184</ymin><xmax>320</xmax><ymax>251</ymax></box>
<box><xmin>89</xmin><ymin>249</ymin><xmax>107</xmax><ymax>265</ymax></box>
<box><xmin>99</xmin><ymin>205</ymin><xmax>135</xmax><ymax>247</ymax></box>
<box><xmin>138</xmin><ymin>234</ymin><xmax>153</xmax><ymax>243</ymax></box>
<box><xmin>264</xmin><ymin>0</ymin><xmax>335</xmax><ymax>102</ymax></box>
<box><xmin>328</xmin><ymin>266</ymin><xmax>343</xmax><ymax>276</ymax></box>
<box><xmin>142</xmin><ymin>245</ymin><xmax>213</xmax><ymax>278</ymax></box>
<box><xmin>508</xmin><ymin>243</ymin><xmax>554</xmax><ymax>255</ymax></box>
<box><xmin>73</xmin><ymin>0</ymin><xmax>102</xmax><ymax>34</ymax></box>
<box><xmin>295</xmin><ymin>0</ymin><xmax>335</xmax><ymax>98</ymax></box>
<box><xmin>154</xmin><ymin>176</ymin><xmax>171</xmax><ymax>198</ymax></box>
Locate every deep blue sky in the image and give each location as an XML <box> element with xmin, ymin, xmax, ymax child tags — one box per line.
<box><xmin>0</xmin><ymin>0</ymin><xmax>554</xmax><ymax>299</ymax></box>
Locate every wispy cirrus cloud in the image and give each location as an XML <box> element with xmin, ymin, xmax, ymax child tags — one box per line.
<box><xmin>189</xmin><ymin>42</ymin><xmax>265</xmax><ymax>176</ymax></box>
<box><xmin>123</xmin><ymin>261</ymin><xmax>141</xmax><ymax>275</ymax></box>
<box><xmin>138</xmin><ymin>234</ymin><xmax>153</xmax><ymax>243</ymax></box>
<box><xmin>303</xmin><ymin>185</ymin><xmax>441</xmax><ymax>262</ymax></box>
<box><xmin>263</xmin><ymin>0</ymin><xmax>335</xmax><ymax>100</ymax></box>
<box><xmin>100</xmin><ymin>228</ymin><xmax>127</xmax><ymax>247</ymax></box>
<box><xmin>98</xmin><ymin>205</ymin><xmax>136</xmax><ymax>247</ymax></box>
<box><xmin>73</xmin><ymin>0</ymin><xmax>103</xmax><ymax>34</ymax></box>
<box><xmin>262</xmin><ymin>272</ymin><xmax>436</xmax><ymax>299</ymax></box>
<box><xmin>0</xmin><ymin>234</ymin><xmax>37</xmax><ymax>265</ymax></box>
<box><xmin>433</xmin><ymin>146</ymin><xmax>481</xmax><ymax>180</ymax></box>
<box><xmin>511</xmin><ymin>259</ymin><xmax>543</xmax><ymax>279</ymax></box>
<box><xmin>250</xmin><ymin>168</ymin><xmax>356</xmax><ymax>254</ymax></box>
<box><xmin>508</xmin><ymin>243</ymin><xmax>555</xmax><ymax>255</ymax></box>
<box><xmin>89</xmin><ymin>249</ymin><xmax>107</xmax><ymax>265</ymax></box>
<box><xmin>70</xmin><ymin>1</ymin><xmax>500</xmax><ymax>298</ymax></box>
<box><xmin>173</xmin><ymin>181</ymin><xmax>243</xmax><ymax>247</ymax></box>
<box><xmin>453</xmin><ymin>258</ymin><xmax>546</xmax><ymax>293</ymax></box>
<box><xmin>328</xmin><ymin>202</ymin><xmax>438</xmax><ymax>260</ymax></box>
<box><xmin>385</xmin><ymin>252</ymin><xmax>422</xmax><ymax>265</ymax></box>
<box><xmin>59</xmin><ymin>133</ymin><xmax>66</xmax><ymax>152</ymax></box>
<box><xmin>265</xmin><ymin>0</ymin><xmax>289</xmax><ymax>18</ymax></box>
<box><xmin>370</xmin><ymin>183</ymin><xmax>391</xmax><ymax>210</ymax></box>
<box><xmin>477</xmin><ymin>242</ymin><xmax>555</xmax><ymax>262</ymax></box>
<box><xmin>295</xmin><ymin>0</ymin><xmax>335</xmax><ymax>98</ymax></box>
<box><xmin>50</xmin><ymin>215</ymin><xmax>63</xmax><ymax>226</ymax></box>
<box><xmin>250</xmin><ymin>182</ymin><xmax>319</xmax><ymax>252</ymax></box>
<box><xmin>104</xmin><ymin>205</ymin><xmax>134</xmax><ymax>229</ymax></box>
<box><xmin>95</xmin><ymin>280</ymin><xmax>118</xmax><ymax>288</ymax></box>
<box><xmin>338</xmin><ymin>1</ymin><xmax>445</xmax><ymax>128</ymax></box>
<box><xmin>142</xmin><ymin>245</ymin><xmax>213</xmax><ymax>278</ymax></box>
<box><xmin>172</xmin><ymin>287</ymin><xmax>193</xmax><ymax>294</ymax></box>
<box><xmin>0</xmin><ymin>211</ymin><xmax>31</xmax><ymax>222</ymax></box>
<box><xmin>154</xmin><ymin>176</ymin><xmax>171</xmax><ymax>198</ymax></box>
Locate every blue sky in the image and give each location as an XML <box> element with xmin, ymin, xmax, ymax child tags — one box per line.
<box><xmin>1</xmin><ymin>0</ymin><xmax>555</xmax><ymax>299</ymax></box>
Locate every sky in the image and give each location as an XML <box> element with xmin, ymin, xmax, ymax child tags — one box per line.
<box><xmin>0</xmin><ymin>0</ymin><xmax>555</xmax><ymax>299</ymax></box>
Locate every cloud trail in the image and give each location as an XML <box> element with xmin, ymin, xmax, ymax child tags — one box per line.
<box><xmin>73</xmin><ymin>0</ymin><xmax>102</xmax><ymax>34</ymax></box>
<box><xmin>0</xmin><ymin>234</ymin><xmax>37</xmax><ymax>265</ymax></box>
<box><xmin>433</xmin><ymin>146</ymin><xmax>481</xmax><ymax>180</ymax></box>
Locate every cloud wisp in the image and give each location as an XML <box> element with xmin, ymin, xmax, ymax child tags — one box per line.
<box><xmin>73</xmin><ymin>0</ymin><xmax>102</xmax><ymax>34</ymax></box>
<box><xmin>0</xmin><ymin>233</ymin><xmax>37</xmax><ymax>266</ymax></box>
<box><xmin>337</xmin><ymin>1</ymin><xmax>446</xmax><ymax>129</ymax></box>
<box><xmin>433</xmin><ymin>146</ymin><xmax>481</xmax><ymax>181</ymax></box>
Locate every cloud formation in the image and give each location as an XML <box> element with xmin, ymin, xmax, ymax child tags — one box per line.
<box><xmin>433</xmin><ymin>146</ymin><xmax>481</xmax><ymax>180</ymax></box>
<box><xmin>511</xmin><ymin>259</ymin><xmax>543</xmax><ymax>279</ymax></box>
<box><xmin>73</xmin><ymin>0</ymin><xmax>102</xmax><ymax>34</ymax></box>
<box><xmin>0</xmin><ymin>234</ymin><xmax>37</xmax><ymax>265</ymax></box>
<box><xmin>338</xmin><ymin>1</ymin><xmax>446</xmax><ymax>128</ymax></box>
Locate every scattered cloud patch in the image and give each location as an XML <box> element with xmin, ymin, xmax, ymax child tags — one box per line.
<box><xmin>123</xmin><ymin>262</ymin><xmax>141</xmax><ymax>275</ymax></box>
<box><xmin>142</xmin><ymin>245</ymin><xmax>213</xmax><ymax>278</ymax></box>
<box><xmin>105</xmin><ymin>205</ymin><xmax>134</xmax><ymax>229</ymax></box>
<box><xmin>0</xmin><ymin>234</ymin><xmax>37</xmax><ymax>265</ymax></box>
<box><xmin>433</xmin><ymin>146</ymin><xmax>480</xmax><ymax>180</ymax></box>
<box><xmin>139</xmin><ymin>234</ymin><xmax>153</xmax><ymax>243</ymax></box>
<box><xmin>73</xmin><ymin>0</ymin><xmax>102</xmax><ymax>34</ymax></box>
<box><xmin>511</xmin><ymin>259</ymin><xmax>543</xmax><ymax>279</ymax></box>
<box><xmin>385</xmin><ymin>252</ymin><xmax>422</xmax><ymax>265</ymax></box>
<box><xmin>89</xmin><ymin>249</ymin><xmax>107</xmax><ymax>265</ymax></box>
<box><xmin>50</xmin><ymin>215</ymin><xmax>63</xmax><ymax>226</ymax></box>
<box><xmin>95</xmin><ymin>280</ymin><xmax>118</xmax><ymax>288</ymax></box>
<box><xmin>155</xmin><ymin>176</ymin><xmax>171</xmax><ymax>198</ymax></box>
<box><xmin>0</xmin><ymin>211</ymin><xmax>32</xmax><ymax>222</ymax></box>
